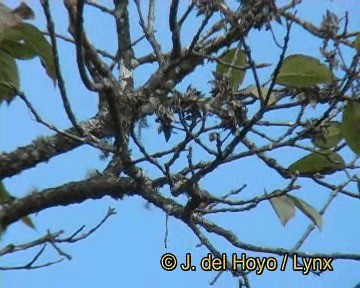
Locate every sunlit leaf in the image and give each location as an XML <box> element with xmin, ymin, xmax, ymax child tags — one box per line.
<box><xmin>269</xmin><ymin>193</ymin><xmax>323</xmax><ymax>230</ymax></box>
<box><xmin>288</xmin><ymin>150</ymin><xmax>345</xmax><ymax>176</ymax></box>
<box><xmin>342</xmin><ymin>101</ymin><xmax>360</xmax><ymax>155</ymax></box>
<box><xmin>312</xmin><ymin>121</ymin><xmax>343</xmax><ymax>149</ymax></box>
<box><xmin>287</xmin><ymin>195</ymin><xmax>322</xmax><ymax>230</ymax></box>
<box><xmin>216</xmin><ymin>48</ymin><xmax>247</xmax><ymax>90</ymax></box>
<box><xmin>0</xmin><ymin>50</ymin><xmax>19</xmax><ymax>104</ymax></box>
<box><xmin>269</xmin><ymin>194</ymin><xmax>295</xmax><ymax>226</ymax></box>
<box><xmin>276</xmin><ymin>54</ymin><xmax>332</xmax><ymax>87</ymax></box>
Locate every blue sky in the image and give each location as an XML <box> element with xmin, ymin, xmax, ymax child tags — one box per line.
<box><xmin>1</xmin><ymin>1</ymin><xmax>360</xmax><ymax>287</ymax></box>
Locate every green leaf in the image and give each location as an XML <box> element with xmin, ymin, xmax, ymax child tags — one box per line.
<box><xmin>216</xmin><ymin>48</ymin><xmax>246</xmax><ymax>90</ymax></box>
<box><xmin>0</xmin><ymin>182</ymin><xmax>36</xmax><ymax>231</ymax></box>
<box><xmin>0</xmin><ymin>182</ymin><xmax>13</xmax><ymax>203</ymax></box>
<box><xmin>269</xmin><ymin>194</ymin><xmax>323</xmax><ymax>230</ymax></box>
<box><xmin>0</xmin><ymin>40</ymin><xmax>37</xmax><ymax>59</ymax></box>
<box><xmin>342</xmin><ymin>101</ymin><xmax>360</xmax><ymax>155</ymax></box>
<box><xmin>0</xmin><ymin>50</ymin><xmax>19</xmax><ymax>104</ymax></box>
<box><xmin>0</xmin><ymin>182</ymin><xmax>11</xmax><ymax>238</ymax></box>
<box><xmin>243</xmin><ymin>85</ymin><xmax>278</xmax><ymax>105</ymax></box>
<box><xmin>269</xmin><ymin>194</ymin><xmax>295</xmax><ymax>226</ymax></box>
<box><xmin>21</xmin><ymin>215</ymin><xmax>36</xmax><ymax>230</ymax></box>
<box><xmin>1</xmin><ymin>23</ymin><xmax>56</xmax><ymax>82</ymax></box>
<box><xmin>287</xmin><ymin>195</ymin><xmax>322</xmax><ymax>230</ymax></box>
<box><xmin>276</xmin><ymin>54</ymin><xmax>332</xmax><ymax>87</ymax></box>
<box><xmin>312</xmin><ymin>121</ymin><xmax>343</xmax><ymax>149</ymax></box>
<box><xmin>354</xmin><ymin>34</ymin><xmax>360</xmax><ymax>52</ymax></box>
<box><xmin>288</xmin><ymin>150</ymin><xmax>345</xmax><ymax>176</ymax></box>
